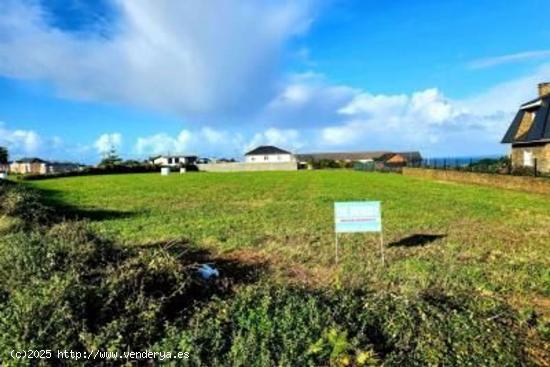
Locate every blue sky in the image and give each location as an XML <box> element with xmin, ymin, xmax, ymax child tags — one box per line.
<box><xmin>1</xmin><ymin>0</ymin><xmax>550</xmax><ymax>163</ymax></box>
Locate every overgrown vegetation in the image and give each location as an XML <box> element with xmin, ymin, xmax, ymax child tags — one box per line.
<box><xmin>0</xmin><ymin>181</ymin><xmax>52</xmax><ymax>228</ymax></box>
<box><xmin>158</xmin><ymin>285</ymin><xmax>528</xmax><ymax>366</ymax></box>
<box><xmin>467</xmin><ymin>156</ymin><xmax>511</xmax><ymax>173</ymax></box>
<box><xmin>1</xmin><ymin>172</ymin><xmax>548</xmax><ymax>365</ymax></box>
<box><xmin>0</xmin><ymin>181</ymin><xmax>242</xmax><ymax>363</ymax></box>
<box><xmin>0</xmin><ymin>183</ymin><xmax>200</xmax><ymax>359</ymax></box>
<box><xmin>308</xmin><ymin>159</ymin><xmax>355</xmax><ymax>169</ymax></box>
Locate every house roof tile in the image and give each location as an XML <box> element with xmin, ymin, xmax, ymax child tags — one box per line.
<box><xmin>245</xmin><ymin>146</ymin><xmax>292</xmax><ymax>156</ymax></box>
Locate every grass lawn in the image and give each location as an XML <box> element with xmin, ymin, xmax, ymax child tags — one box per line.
<box><xmin>28</xmin><ymin>170</ymin><xmax>549</xmax><ymax>318</ymax></box>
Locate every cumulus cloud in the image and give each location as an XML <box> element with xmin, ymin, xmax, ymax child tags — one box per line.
<box><xmin>263</xmin><ymin>72</ymin><xmax>358</xmax><ymax>127</ymax></box>
<box><xmin>201</xmin><ymin>127</ymin><xmax>226</xmax><ymax>145</ymax></box>
<box><xmin>0</xmin><ymin>122</ymin><xmax>42</xmax><ymax>155</ymax></box>
<box><xmin>318</xmin><ymin>86</ymin><xmax>509</xmax><ymax>155</ymax></box>
<box><xmin>132</xmin><ymin>64</ymin><xmax>550</xmax><ymax>157</ymax></box>
<box><xmin>338</xmin><ymin>88</ymin><xmax>460</xmax><ymax>124</ymax></box>
<box><xmin>246</xmin><ymin>128</ymin><xmax>304</xmax><ymax>152</ymax></box>
<box><xmin>94</xmin><ymin>133</ymin><xmax>122</xmax><ymax>154</ymax></box>
<box><xmin>255</xmin><ymin>63</ymin><xmax>550</xmax><ymax>156</ymax></box>
<box><xmin>338</xmin><ymin>93</ymin><xmax>408</xmax><ymax>117</ymax></box>
<box><xmin>0</xmin><ymin>122</ymin><xmax>93</xmax><ymax>161</ymax></box>
<box><xmin>132</xmin><ymin>126</ymin><xmax>303</xmax><ymax>158</ymax></box>
<box><xmin>0</xmin><ymin>0</ymin><xmax>316</xmax><ymax>118</ymax></box>
<box><xmin>134</xmin><ymin>131</ymin><xmax>192</xmax><ymax>156</ymax></box>
<box><xmin>3</xmin><ymin>0</ymin><xmax>549</xmax><ymax>159</ymax></box>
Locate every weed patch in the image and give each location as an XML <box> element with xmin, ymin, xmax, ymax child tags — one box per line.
<box><xmin>158</xmin><ymin>285</ymin><xmax>529</xmax><ymax>366</ymax></box>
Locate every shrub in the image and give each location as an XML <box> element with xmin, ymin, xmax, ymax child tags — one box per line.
<box><xmin>157</xmin><ymin>285</ymin><xmax>528</xmax><ymax>366</ymax></box>
<box><xmin>0</xmin><ymin>222</ymin><xmax>201</xmax><ymax>360</ymax></box>
<box><xmin>0</xmin><ymin>182</ymin><xmax>52</xmax><ymax>227</ymax></box>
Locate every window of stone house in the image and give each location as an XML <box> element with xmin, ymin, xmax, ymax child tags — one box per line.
<box><xmin>523</xmin><ymin>150</ymin><xmax>534</xmax><ymax>167</ymax></box>
<box><xmin>264</xmin><ymin>156</ymin><xmax>269</xmax><ymax>160</ymax></box>
<box><xmin>175</xmin><ymin>157</ymin><xmax>180</xmax><ymax>164</ymax></box>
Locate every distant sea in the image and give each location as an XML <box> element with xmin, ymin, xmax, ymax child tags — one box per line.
<box><xmin>422</xmin><ymin>154</ymin><xmax>504</xmax><ymax>167</ymax></box>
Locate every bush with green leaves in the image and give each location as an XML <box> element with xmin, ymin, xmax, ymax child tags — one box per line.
<box><xmin>0</xmin><ymin>181</ymin><xmax>52</xmax><ymax>226</ymax></box>
<box><xmin>157</xmin><ymin>285</ymin><xmax>528</xmax><ymax>366</ymax></box>
<box><xmin>0</xmin><ymin>222</ymin><xmax>199</xmax><ymax>360</ymax></box>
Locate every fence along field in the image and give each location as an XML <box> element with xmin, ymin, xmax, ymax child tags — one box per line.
<box><xmin>7</xmin><ymin>170</ymin><xmax>549</xmax><ymax>364</ymax></box>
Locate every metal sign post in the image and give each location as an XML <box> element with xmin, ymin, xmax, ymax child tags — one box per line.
<box><xmin>379</xmin><ymin>229</ymin><xmax>384</xmax><ymax>267</ymax></box>
<box><xmin>334</xmin><ymin>201</ymin><xmax>384</xmax><ymax>265</ymax></box>
<box><xmin>335</xmin><ymin>232</ymin><xmax>339</xmax><ymax>265</ymax></box>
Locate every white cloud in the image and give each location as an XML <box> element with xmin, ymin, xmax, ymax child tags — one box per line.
<box><xmin>0</xmin><ymin>123</ymin><xmax>42</xmax><ymax>154</ymax></box>
<box><xmin>339</xmin><ymin>93</ymin><xmax>408</xmax><ymax>116</ymax></box>
<box><xmin>246</xmin><ymin>128</ymin><xmax>304</xmax><ymax>152</ymax></box>
<box><xmin>133</xmin><ymin>126</ymin><xmax>303</xmax><ymax>158</ymax></box>
<box><xmin>135</xmin><ymin>131</ymin><xmax>192</xmax><ymax>156</ymax></box>
<box><xmin>409</xmin><ymin>89</ymin><xmax>457</xmax><ymax>124</ymax></box>
<box><xmin>3</xmin><ymin>0</ymin><xmax>549</xmax><ymax>159</ymax></box>
<box><xmin>201</xmin><ymin>127</ymin><xmax>226</xmax><ymax>145</ymax></box>
<box><xmin>258</xmin><ymin>65</ymin><xmax>550</xmax><ymax>156</ymax></box>
<box><xmin>321</xmin><ymin>124</ymin><xmax>360</xmax><ymax>146</ymax></box>
<box><xmin>0</xmin><ymin>0</ymin><xmax>316</xmax><ymax>118</ymax></box>
<box><xmin>128</xmin><ymin>65</ymin><xmax>545</xmax><ymax>158</ymax></box>
<box><xmin>263</xmin><ymin>72</ymin><xmax>357</xmax><ymax>127</ymax></box>
<box><xmin>317</xmin><ymin>85</ymin><xmax>512</xmax><ymax>156</ymax></box>
<box><xmin>469</xmin><ymin>50</ymin><xmax>550</xmax><ymax>69</ymax></box>
<box><xmin>94</xmin><ymin>133</ymin><xmax>122</xmax><ymax>154</ymax></box>
<box><xmin>0</xmin><ymin>122</ymin><xmax>92</xmax><ymax>161</ymax></box>
<box><xmin>339</xmin><ymin>88</ymin><xmax>459</xmax><ymax>124</ymax></box>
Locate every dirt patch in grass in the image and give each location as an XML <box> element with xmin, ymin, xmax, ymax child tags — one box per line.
<box><xmin>223</xmin><ymin>247</ymin><xmax>336</xmax><ymax>287</ymax></box>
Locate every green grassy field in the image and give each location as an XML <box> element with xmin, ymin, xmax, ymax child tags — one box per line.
<box><xmin>28</xmin><ymin>171</ymin><xmax>549</xmax><ymax>317</ymax></box>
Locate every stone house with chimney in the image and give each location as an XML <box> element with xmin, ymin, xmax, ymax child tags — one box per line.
<box><xmin>501</xmin><ymin>83</ymin><xmax>550</xmax><ymax>173</ymax></box>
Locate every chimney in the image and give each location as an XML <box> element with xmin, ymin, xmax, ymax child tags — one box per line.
<box><xmin>538</xmin><ymin>82</ymin><xmax>550</xmax><ymax>97</ymax></box>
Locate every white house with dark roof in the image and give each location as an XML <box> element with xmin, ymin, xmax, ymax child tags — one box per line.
<box><xmin>244</xmin><ymin>146</ymin><xmax>295</xmax><ymax>163</ymax></box>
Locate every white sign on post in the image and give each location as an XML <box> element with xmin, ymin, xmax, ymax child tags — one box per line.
<box><xmin>333</xmin><ymin>201</ymin><xmax>384</xmax><ymax>265</ymax></box>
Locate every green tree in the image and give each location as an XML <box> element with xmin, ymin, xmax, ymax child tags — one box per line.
<box><xmin>98</xmin><ymin>147</ymin><xmax>122</xmax><ymax>168</ymax></box>
<box><xmin>0</xmin><ymin>146</ymin><xmax>8</xmax><ymax>165</ymax></box>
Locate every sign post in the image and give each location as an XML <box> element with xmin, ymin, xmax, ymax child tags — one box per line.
<box><xmin>334</xmin><ymin>201</ymin><xmax>384</xmax><ymax>265</ymax></box>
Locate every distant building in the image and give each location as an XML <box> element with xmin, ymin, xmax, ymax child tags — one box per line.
<box><xmin>50</xmin><ymin>162</ymin><xmax>85</xmax><ymax>173</ymax></box>
<box><xmin>245</xmin><ymin>146</ymin><xmax>295</xmax><ymax>163</ymax></box>
<box><xmin>501</xmin><ymin>82</ymin><xmax>550</xmax><ymax>173</ymax></box>
<box><xmin>376</xmin><ymin>152</ymin><xmax>422</xmax><ymax>167</ymax></box>
<box><xmin>150</xmin><ymin>155</ymin><xmax>197</xmax><ymax>167</ymax></box>
<box><xmin>296</xmin><ymin>151</ymin><xmax>389</xmax><ymax>163</ymax></box>
<box><xmin>216</xmin><ymin>158</ymin><xmax>236</xmax><ymax>163</ymax></box>
<box><xmin>296</xmin><ymin>151</ymin><xmax>421</xmax><ymax>166</ymax></box>
<box><xmin>9</xmin><ymin>158</ymin><xmax>48</xmax><ymax>174</ymax></box>
<box><xmin>9</xmin><ymin>158</ymin><xmax>82</xmax><ymax>175</ymax></box>
<box><xmin>196</xmin><ymin>158</ymin><xmax>212</xmax><ymax>164</ymax></box>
